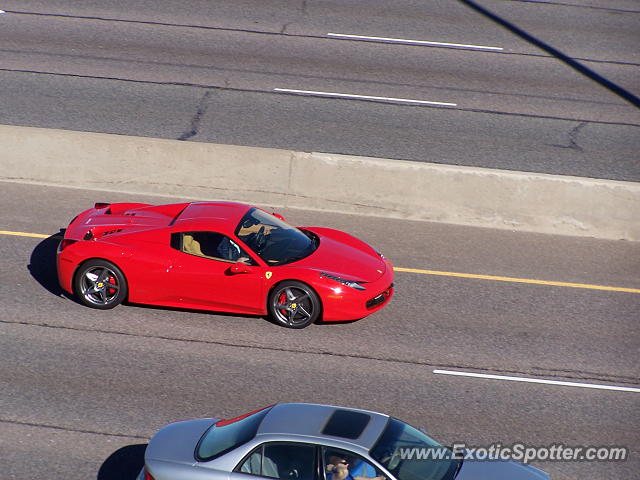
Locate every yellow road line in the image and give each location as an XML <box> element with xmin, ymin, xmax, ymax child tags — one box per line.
<box><xmin>0</xmin><ymin>230</ymin><xmax>50</xmax><ymax>239</ymax></box>
<box><xmin>2</xmin><ymin>230</ymin><xmax>638</xmax><ymax>294</ymax></box>
<box><xmin>394</xmin><ymin>267</ymin><xmax>640</xmax><ymax>294</ymax></box>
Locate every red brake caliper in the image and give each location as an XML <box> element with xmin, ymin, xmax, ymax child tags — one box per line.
<box><xmin>278</xmin><ymin>292</ymin><xmax>287</xmax><ymax>314</ymax></box>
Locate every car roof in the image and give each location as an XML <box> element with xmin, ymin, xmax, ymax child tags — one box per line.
<box><xmin>256</xmin><ymin>403</ymin><xmax>390</xmax><ymax>450</ymax></box>
<box><xmin>172</xmin><ymin>202</ymin><xmax>252</xmax><ymax>231</ymax></box>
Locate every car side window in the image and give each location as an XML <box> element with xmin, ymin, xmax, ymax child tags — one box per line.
<box><xmin>171</xmin><ymin>231</ymin><xmax>255</xmax><ymax>265</ymax></box>
<box><xmin>323</xmin><ymin>447</ymin><xmax>385</xmax><ymax>480</ymax></box>
<box><xmin>238</xmin><ymin>442</ymin><xmax>317</xmax><ymax>480</ymax></box>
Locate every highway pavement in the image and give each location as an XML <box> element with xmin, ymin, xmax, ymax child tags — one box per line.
<box><xmin>1</xmin><ymin>182</ymin><xmax>638</xmax><ymax>479</ymax></box>
<box><xmin>0</xmin><ymin>1</ymin><xmax>638</xmax><ymax>180</ymax></box>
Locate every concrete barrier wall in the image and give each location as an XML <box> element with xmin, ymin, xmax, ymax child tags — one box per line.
<box><xmin>2</xmin><ymin>124</ymin><xmax>639</xmax><ymax>241</ymax></box>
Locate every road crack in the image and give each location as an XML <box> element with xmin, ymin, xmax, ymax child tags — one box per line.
<box><xmin>0</xmin><ymin>417</ymin><xmax>147</xmax><ymax>439</ymax></box>
<box><xmin>548</xmin><ymin>122</ymin><xmax>587</xmax><ymax>151</ymax></box>
<box><xmin>177</xmin><ymin>90</ymin><xmax>212</xmax><ymax>141</ymax></box>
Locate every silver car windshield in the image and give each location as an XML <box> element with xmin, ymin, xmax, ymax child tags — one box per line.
<box><xmin>197</xmin><ymin>407</ymin><xmax>271</xmax><ymax>461</ymax></box>
<box><xmin>370</xmin><ymin>418</ymin><xmax>458</xmax><ymax>480</ymax></box>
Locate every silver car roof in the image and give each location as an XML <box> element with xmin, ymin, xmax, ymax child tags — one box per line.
<box><xmin>256</xmin><ymin>403</ymin><xmax>390</xmax><ymax>450</ymax></box>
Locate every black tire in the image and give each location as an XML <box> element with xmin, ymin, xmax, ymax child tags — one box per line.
<box><xmin>268</xmin><ymin>281</ymin><xmax>321</xmax><ymax>329</ymax></box>
<box><xmin>74</xmin><ymin>259</ymin><xmax>128</xmax><ymax>310</ymax></box>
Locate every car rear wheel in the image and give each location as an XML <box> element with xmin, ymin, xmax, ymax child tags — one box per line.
<box><xmin>74</xmin><ymin>259</ymin><xmax>128</xmax><ymax>309</ymax></box>
<box><xmin>269</xmin><ymin>281</ymin><xmax>320</xmax><ymax>329</ymax></box>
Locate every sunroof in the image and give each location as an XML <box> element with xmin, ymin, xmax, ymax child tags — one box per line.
<box><xmin>322</xmin><ymin>410</ymin><xmax>371</xmax><ymax>439</ymax></box>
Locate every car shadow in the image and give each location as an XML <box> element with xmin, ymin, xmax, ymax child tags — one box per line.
<box><xmin>97</xmin><ymin>443</ymin><xmax>147</xmax><ymax>480</ymax></box>
<box><xmin>315</xmin><ymin>318</ymin><xmax>361</xmax><ymax>327</ymax></box>
<box><xmin>129</xmin><ymin>302</ymin><xmax>266</xmax><ymax>320</ymax></box>
<box><xmin>27</xmin><ymin>230</ymin><xmax>67</xmax><ymax>297</ymax></box>
<box><xmin>132</xmin><ymin>303</ymin><xmax>354</xmax><ymax>328</ymax></box>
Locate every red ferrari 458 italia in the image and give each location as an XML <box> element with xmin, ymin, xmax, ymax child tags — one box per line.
<box><xmin>57</xmin><ymin>201</ymin><xmax>394</xmax><ymax>328</ymax></box>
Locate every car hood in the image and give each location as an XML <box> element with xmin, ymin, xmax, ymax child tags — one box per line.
<box><xmin>299</xmin><ymin>228</ymin><xmax>388</xmax><ymax>282</ymax></box>
<box><xmin>145</xmin><ymin>418</ymin><xmax>218</xmax><ymax>465</ymax></box>
<box><xmin>455</xmin><ymin>459</ymin><xmax>550</xmax><ymax>480</ymax></box>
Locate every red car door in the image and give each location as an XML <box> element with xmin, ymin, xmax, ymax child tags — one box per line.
<box><xmin>120</xmin><ymin>237</ymin><xmax>178</xmax><ymax>305</ymax></box>
<box><xmin>167</xmin><ymin>232</ymin><xmax>266</xmax><ymax>314</ymax></box>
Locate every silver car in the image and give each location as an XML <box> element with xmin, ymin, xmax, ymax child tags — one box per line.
<box><xmin>137</xmin><ymin>402</ymin><xmax>550</xmax><ymax>480</ymax></box>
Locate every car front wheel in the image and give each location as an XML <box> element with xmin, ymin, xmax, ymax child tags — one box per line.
<box><xmin>74</xmin><ymin>259</ymin><xmax>128</xmax><ymax>309</ymax></box>
<box><xmin>268</xmin><ymin>281</ymin><xmax>320</xmax><ymax>329</ymax></box>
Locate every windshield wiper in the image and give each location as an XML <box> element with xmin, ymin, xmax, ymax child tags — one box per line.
<box><xmin>300</xmin><ymin>228</ymin><xmax>318</xmax><ymax>245</ymax></box>
<box><xmin>452</xmin><ymin>458</ymin><xmax>464</xmax><ymax>478</ymax></box>
<box><xmin>283</xmin><ymin>254</ymin><xmax>307</xmax><ymax>264</ymax></box>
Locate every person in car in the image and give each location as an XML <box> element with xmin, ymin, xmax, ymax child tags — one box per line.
<box><xmin>326</xmin><ymin>452</ymin><xmax>386</xmax><ymax>480</ymax></box>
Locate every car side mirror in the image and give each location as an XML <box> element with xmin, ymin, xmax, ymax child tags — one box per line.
<box><xmin>229</xmin><ymin>262</ymin><xmax>251</xmax><ymax>274</ymax></box>
<box><xmin>272</xmin><ymin>212</ymin><xmax>286</xmax><ymax>222</ymax></box>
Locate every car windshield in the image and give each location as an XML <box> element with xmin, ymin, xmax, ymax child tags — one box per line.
<box><xmin>370</xmin><ymin>418</ymin><xmax>458</xmax><ymax>480</ymax></box>
<box><xmin>235</xmin><ymin>208</ymin><xmax>317</xmax><ymax>265</ymax></box>
<box><xmin>196</xmin><ymin>406</ymin><xmax>272</xmax><ymax>461</ymax></box>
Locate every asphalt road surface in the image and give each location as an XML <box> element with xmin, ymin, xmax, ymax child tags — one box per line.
<box><xmin>1</xmin><ymin>182</ymin><xmax>639</xmax><ymax>479</ymax></box>
<box><xmin>0</xmin><ymin>1</ymin><xmax>639</xmax><ymax>180</ymax></box>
